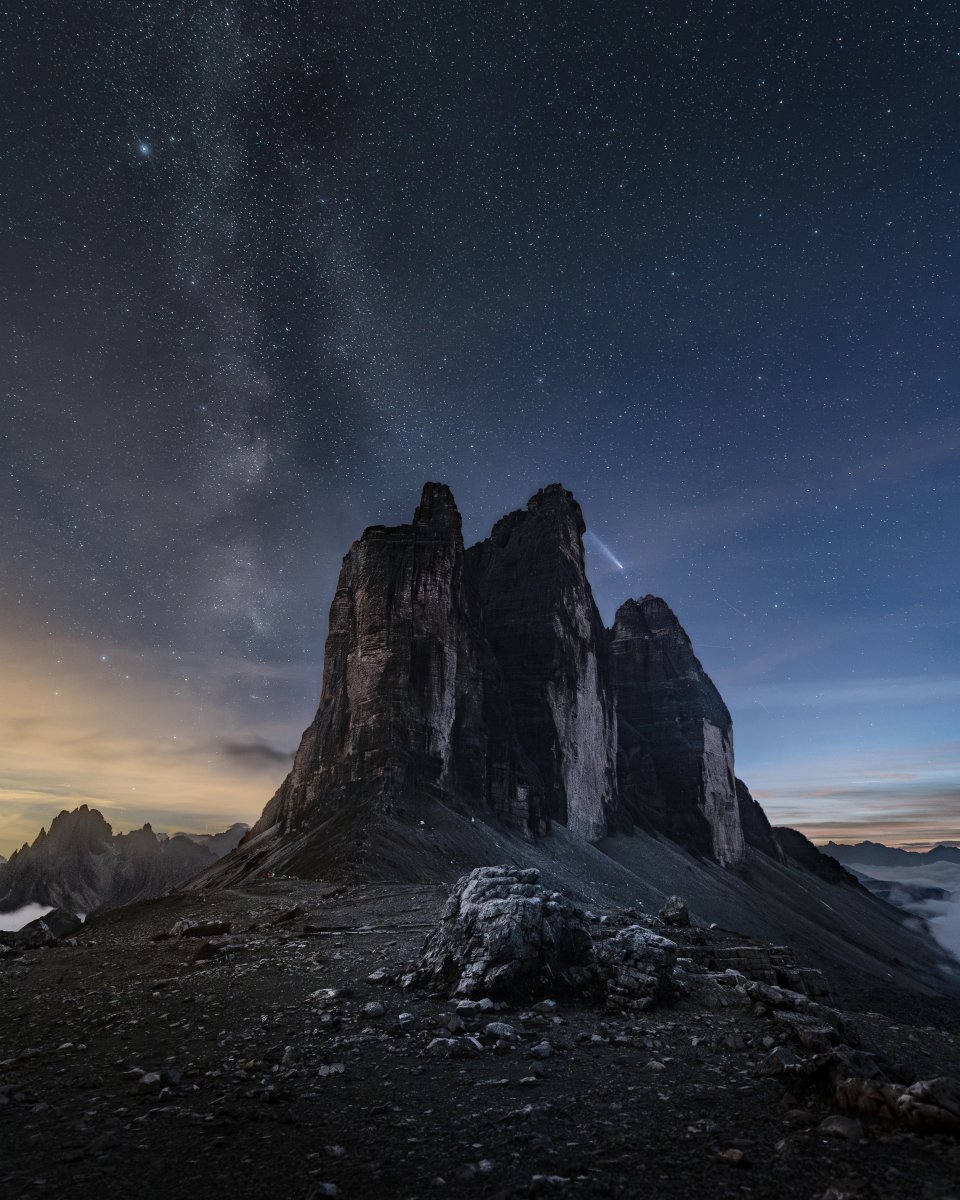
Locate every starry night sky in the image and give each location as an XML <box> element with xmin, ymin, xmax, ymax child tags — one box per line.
<box><xmin>2</xmin><ymin>1</ymin><xmax>958</xmax><ymax>855</ymax></box>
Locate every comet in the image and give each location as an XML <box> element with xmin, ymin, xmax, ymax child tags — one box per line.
<box><xmin>587</xmin><ymin>530</ymin><xmax>624</xmax><ymax>570</ymax></box>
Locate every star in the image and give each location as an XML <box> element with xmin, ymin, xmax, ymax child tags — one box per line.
<box><xmin>1</xmin><ymin>0</ymin><xmax>955</xmax><ymax>859</ymax></box>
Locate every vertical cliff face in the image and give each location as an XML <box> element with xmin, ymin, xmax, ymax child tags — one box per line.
<box><xmin>255</xmin><ymin>483</ymin><xmax>468</xmax><ymax>836</ymax></box>
<box><xmin>235</xmin><ymin>484</ymin><xmax>758</xmax><ymax>879</ymax></box>
<box><xmin>736</xmin><ymin>778</ymin><xmax>782</xmax><ymax>860</ymax></box>
<box><xmin>255</xmin><ymin>482</ymin><xmax>617</xmax><ymax>846</ymax></box>
<box><xmin>467</xmin><ymin>485</ymin><xmax>618</xmax><ymax>841</ymax></box>
<box><xmin>610</xmin><ymin>596</ymin><xmax>744</xmax><ymax>864</ymax></box>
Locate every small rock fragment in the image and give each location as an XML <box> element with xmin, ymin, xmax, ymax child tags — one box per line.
<box><xmin>818</xmin><ymin>1115</ymin><xmax>864</xmax><ymax>1141</ymax></box>
<box><xmin>659</xmin><ymin>896</ymin><xmax>690</xmax><ymax>927</ymax></box>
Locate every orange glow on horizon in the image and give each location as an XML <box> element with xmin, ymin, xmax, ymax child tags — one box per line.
<box><xmin>0</xmin><ymin>625</ymin><xmax>293</xmax><ymax>858</ymax></box>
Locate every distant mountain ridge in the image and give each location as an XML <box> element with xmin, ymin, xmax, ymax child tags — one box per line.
<box><xmin>822</xmin><ymin>841</ymin><xmax>960</xmax><ymax>869</ymax></box>
<box><xmin>168</xmin><ymin>825</ymin><xmax>253</xmax><ymax>858</ymax></box>
<box><xmin>0</xmin><ymin>807</ymin><xmax>248</xmax><ymax>917</ymax></box>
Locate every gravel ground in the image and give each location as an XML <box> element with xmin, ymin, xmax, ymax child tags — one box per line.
<box><xmin>2</xmin><ymin>881</ymin><xmax>959</xmax><ymax>1200</ymax></box>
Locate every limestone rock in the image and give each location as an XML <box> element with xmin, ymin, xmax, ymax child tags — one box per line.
<box><xmin>834</xmin><ymin>1072</ymin><xmax>960</xmax><ymax>1133</ymax></box>
<box><xmin>735</xmin><ymin>778</ymin><xmax>782</xmax><ymax>859</ymax></box>
<box><xmin>254</xmin><ymin>482</ymin><xmax>470</xmax><ymax>838</ymax></box>
<box><xmin>410</xmin><ymin>867</ymin><xmax>684</xmax><ymax>1015</ymax></box>
<box><xmin>659</xmin><ymin>896</ymin><xmax>690</xmax><ymax>926</ymax></box>
<box><xmin>173</xmin><ymin>919</ymin><xmax>231</xmax><ymax>940</ymax></box>
<box><xmin>596</xmin><ymin>925</ymin><xmax>678</xmax><ymax>1012</ymax></box>
<box><xmin>229</xmin><ymin>483</ymin><xmax>626</xmax><ymax>879</ymax></box>
<box><xmin>817</xmin><ymin>1115</ymin><xmax>864</xmax><ymax>1141</ymax></box>
<box><xmin>196</xmin><ymin>483</ymin><xmax>805</xmax><ymax>887</ymax></box>
<box><xmin>411</xmin><ymin>865</ymin><xmax>595</xmax><ymax>997</ymax></box>
<box><xmin>610</xmin><ymin>596</ymin><xmax>744</xmax><ymax>863</ymax></box>
<box><xmin>897</xmin><ymin>1077</ymin><xmax>960</xmax><ymax>1131</ymax></box>
<box><xmin>467</xmin><ymin>485</ymin><xmax>618</xmax><ymax>839</ymax></box>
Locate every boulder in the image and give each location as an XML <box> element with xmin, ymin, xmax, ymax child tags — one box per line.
<box><xmin>13</xmin><ymin>908</ymin><xmax>83</xmax><ymax>948</ymax></box>
<box><xmin>596</xmin><ymin>925</ymin><xmax>678</xmax><ymax>1012</ymax></box>
<box><xmin>174</xmin><ymin>920</ymin><xmax>231</xmax><ymax>939</ymax></box>
<box><xmin>658</xmin><ymin>896</ymin><xmax>690</xmax><ymax>927</ymax></box>
<box><xmin>409</xmin><ymin>867</ymin><xmax>683</xmax><ymax>1014</ymax></box>
<box><xmin>410</xmin><ymin>866</ymin><xmax>595</xmax><ymax>998</ymax></box>
<box><xmin>897</xmin><ymin>1076</ymin><xmax>960</xmax><ymax>1131</ymax></box>
<box><xmin>834</xmin><ymin>1072</ymin><xmax>960</xmax><ymax>1132</ymax></box>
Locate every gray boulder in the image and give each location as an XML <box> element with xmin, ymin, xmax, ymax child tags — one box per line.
<box><xmin>409</xmin><ymin>866</ymin><xmax>680</xmax><ymax>1013</ymax></box>
<box><xmin>596</xmin><ymin>925</ymin><xmax>678</xmax><ymax>1012</ymax></box>
<box><xmin>897</xmin><ymin>1076</ymin><xmax>960</xmax><ymax>1129</ymax></box>
<box><xmin>409</xmin><ymin>865</ymin><xmax>595</xmax><ymax>997</ymax></box>
<box><xmin>13</xmin><ymin>907</ymin><xmax>83</xmax><ymax>948</ymax></box>
<box><xmin>658</xmin><ymin>896</ymin><xmax>690</xmax><ymax>926</ymax></box>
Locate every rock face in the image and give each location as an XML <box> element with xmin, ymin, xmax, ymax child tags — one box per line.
<box><xmin>610</xmin><ymin>596</ymin><xmax>744</xmax><ymax>864</ymax></box>
<box><xmin>467</xmin><ymin>486</ymin><xmax>617</xmax><ymax>839</ymax></box>
<box><xmin>0</xmin><ymin>806</ymin><xmax>248</xmax><ymax>918</ymax></box>
<box><xmin>225</xmin><ymin>483</ymin><xmax>756</xmax><ymax>880</ymax></box>
<box><xmin>774</xmin><ymin>827</ymin><xmax>862</xmax><ymax>887</ymax></box>
<box><xmin>409</xmin><ymin>865</ymin><xmax>595</xmax><ymax>997</ymax></box>
<box><xmin>253</xmin><ymin>484</ymin><xmax>618</xmax><ymax>848</ymax></box>
<box><xmin>255</xmin><ymin>483</ymin><xmax>470</xmax><ymax>837</ymax></box>
<box><xmin>736</xmin><ymin>778</ymin><xmax>783</xmax><ymax>860</ymax></box>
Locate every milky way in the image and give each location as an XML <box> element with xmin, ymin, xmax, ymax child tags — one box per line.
<box><xmin>1</xmin><ymin>2</ymin><xmax>958</xmax><ymax>852</ymax></box>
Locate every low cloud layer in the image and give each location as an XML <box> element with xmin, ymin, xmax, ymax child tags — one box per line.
<box><xmin>218</xmin><ymin>739</ymin><xmax>295</xmax><ymax>771</ymax></box>
<box><xmin>848</xmin><ymin>859</ymin><xmax>960</xmax><ymax>963</ymax></box>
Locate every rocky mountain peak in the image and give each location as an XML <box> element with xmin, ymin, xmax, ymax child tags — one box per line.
<box><xmin>485</xmin><ymin>483</ymin><xmax>587</xmax><ymax>551</ymax></box>
<box><xmin>412</xmin><ymin>481</ymin><xmax>462</xmax><ymax>533</ymax></box>
<box><xmin>0</xmin><ymin>809</ymin><xmax>250</xmax><ymax>918</ymax></box>
<box><xmin>43</xmin><ymin>806</ymin><xmax>114</xmax><ymax>854</ymax></box>
<box><xmin>526</xmin><ymin>482</ymin><xmax>587</xmax><ymax>531</ymax></box>
<box><xmin>612</xmin><ymin>595</ymin><xmax>695</xmax><ymax>648</ymax></box>
<box><xmin>610</xmin><ymin>595</ymin><xmax>744</xmax><ymax>864</ymax></box>
<box><xmin>209</xmin><ymin>483</ymin><xmax>757</xmax><ymax>881</ymax></box>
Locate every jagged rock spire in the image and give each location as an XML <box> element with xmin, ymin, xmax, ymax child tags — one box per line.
<box><xmin>610</xmin><ymin>595</ymin><xmax>744</xmax><ymax>864</ymax></box>
<box><xmin>468</xmin><ymin>485</ymin><xmax>617</xmax><ymax>840</ymax></box>
<box><xmin>412</xmin><ymin>481</ymin><xmax>462</xmax><ymax>532</ymax></box>
<box><xmin>222</xmin><ymin>486</ymin><xmax>754</xmax><ymax>883</ymax></box>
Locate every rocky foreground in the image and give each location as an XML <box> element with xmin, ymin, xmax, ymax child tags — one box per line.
<box><xmin>2</xmin><ymin>872</ymin><xmax>960</xmax><ymax>1200</ymax></box>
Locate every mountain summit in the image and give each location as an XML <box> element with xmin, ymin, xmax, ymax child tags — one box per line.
<box><xmin>208</xmin><ymin>483</ymin><xmax>766</xmax><ymax>881</ymax></box>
